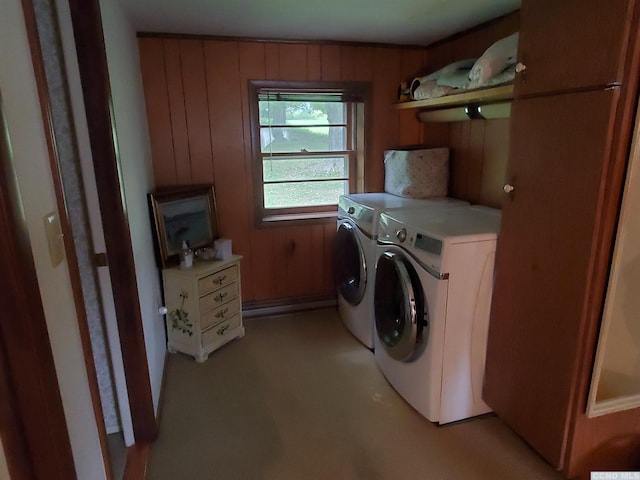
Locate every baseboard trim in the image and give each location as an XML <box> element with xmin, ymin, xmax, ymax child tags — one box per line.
<box><xmin>123</xmin><ymin>442</ymin><xmax>150</xmax><ymax>480</ymax></box>
<box><xmin>243</xmin><ymin>294</ymin><xmax>337</xmax><ymax>318</ymax></box>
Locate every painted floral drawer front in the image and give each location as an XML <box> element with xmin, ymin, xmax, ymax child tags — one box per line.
<box><xmin>197</xmin><ymin>265</ymin><xmax>238</xmax><ymax>295</ymax></box>
<box><xmin>201</xmin><ymin>314</ymin><xmax>241</xmax><ymax>347</ymax></box>
<box><xmin>200</xmin><ymin>297</ymin><xmax>241</xmax><ymax>330</ymax></box>
<box><xmin>200</xmin><ymin>283</ymin><xmax>239</xmax><ymax>313</ymax></box>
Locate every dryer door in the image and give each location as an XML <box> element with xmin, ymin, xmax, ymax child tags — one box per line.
<box><xmin>334</xmin><ymin>221</ymin><xmax>367</xmax><ymax>305</ymax></box>
<box><xmin>374</xmin><ymin>250</ymin><xmax>426</xmax><ymax>362</ymax></box>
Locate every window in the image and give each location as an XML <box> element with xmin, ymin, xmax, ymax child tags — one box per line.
<box><xmin>249</xmin><ymin>81</ymin><xmax>369</xmax><ymax>225</ymax></box>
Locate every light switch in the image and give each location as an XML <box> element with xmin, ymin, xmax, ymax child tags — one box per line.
<box><xmin>44</xmin><ymin>211</ymin><xmax>65</xmax><ymax>267</ymax></box>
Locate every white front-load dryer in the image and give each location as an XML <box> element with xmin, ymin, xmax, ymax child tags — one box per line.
<box><xmin>335</xmin><ymin>194</ymin><xmax>468</xmax><ymax>349</ymax></box>
<box><xmin>373</xmin><ymin>205</ymin><xmax>501</xmax><ymax>424</ymax></box>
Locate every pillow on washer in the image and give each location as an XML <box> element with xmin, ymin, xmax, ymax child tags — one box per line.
<box><xmin>384</xmin><ymin>148</ymin><xmax>449</xmax><ymax>199</ymax></box>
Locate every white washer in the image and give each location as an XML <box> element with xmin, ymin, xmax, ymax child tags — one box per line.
<box><xmin>334</xmin><ymin>193</ymin><xmax>468</xmax><ymax>349</ymax></box>
<box><xmin>373</xmin><ymin>205</ymin><xmax>501</xmax><ymax>424</ymax></box>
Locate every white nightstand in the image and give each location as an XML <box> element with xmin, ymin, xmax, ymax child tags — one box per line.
<box><xmin>162</xmin><ymin>255</ymin><xmax>244</xmax><ymax>362</ymax></box>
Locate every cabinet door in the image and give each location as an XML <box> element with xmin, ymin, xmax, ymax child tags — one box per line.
<box><xmin>484</xmin><ymin>88</ymin><xmax>619</xmax><ymax>469</ymax></box>
<box><xmin>516</xmin><ymin>0</ymin><xmax>634</xmax><ymax>96</ymax></box>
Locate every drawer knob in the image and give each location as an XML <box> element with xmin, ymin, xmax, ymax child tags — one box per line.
<box><xmin>216</xmin><ymin>291</ymin><xmax>228</xmax><ymax>302</ymax></box>
<box><xmin>216</xmin><ymin>324</ymin><xmax>229</xmax><ymax>336</ymax></box>
<box><xmin>212</xmin><ymin>274</ymin><xmax>227</xmax><ymax>285</ymax></box>
<box><xmin>215</xmin><ymin>307</ymin><xmax>229</xmax><ymax>319</ymax></box>
<box><xmin>503</xmin><ymin>184</ymin><xmax>515</xmax><ymax>193</ymax></box>
<box><xmin>515</xmin><ymin>62</ymin><xmax>527</xmax><ymax>74</ymax></box>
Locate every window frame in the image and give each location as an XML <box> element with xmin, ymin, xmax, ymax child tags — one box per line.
<box><xmin>249</xmin><ymin>80</ymin><xmax>371</xmax><ymax>227</ymax></box>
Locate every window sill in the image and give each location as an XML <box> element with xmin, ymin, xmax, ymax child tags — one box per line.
<box><xmin>259</xmin><ymin>210</ymin><xmax>338</xmax><ymax>228</ymax></box>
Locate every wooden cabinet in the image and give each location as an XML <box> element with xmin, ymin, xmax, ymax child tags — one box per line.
<box><xmin>484</xmin><ymin>89</ymin><xmax>619</xmax><ymax>468</ymax></box>
<box><xmin>484</xmin><ymin>1</ymin><xmax>640</xmax><ymax>476</ymax></box>
<box><xmin>515</xmin><ymin>0</ymin><xmax>634</xmax><ymax>96</ymax></box>
<box><xmin>163</xmin><ymin>255</ymin><xmax>244</xmax><ymax>362</ymax></box>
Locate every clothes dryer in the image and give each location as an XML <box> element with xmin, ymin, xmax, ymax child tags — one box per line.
<box><xmin>334</xmin><ymin>193</ymin><xmax>467</xmax><ymax>349</ymax></box>
<box><xmin>373</xmin><ymin>205</ymin><xmax>500</xmax><ymax>424</ymax></box>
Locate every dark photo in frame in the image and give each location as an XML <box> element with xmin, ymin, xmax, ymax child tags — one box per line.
<box><xmin>148</xmin><ymin>185</ymin><xmax>219</xmax><ymax>268</ymax></box>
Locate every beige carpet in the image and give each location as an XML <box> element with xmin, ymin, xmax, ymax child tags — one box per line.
<box><xmin>147</xmin><ymin>308</ymin><xmax>563</xmax><ymax>480</ymax></box>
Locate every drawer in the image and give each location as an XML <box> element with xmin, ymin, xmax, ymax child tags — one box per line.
<box><xmin>198</xmin><ymin>265</ymin><xmax>238</xmax><ymax>295</ymax></box>
<box><xmin>202</xmin><ymin>313</ymin><xmax>241</xmax><ymax>346</ymax></box>
<box><xmin>199</xmin><ymin>282</ymin><xmax>239</xmax><ymax>313</ymax></box>
<box><xmin>200</xmin><ymin>297</ymin><xmax>241</xmax><ymax>331</ymax></box>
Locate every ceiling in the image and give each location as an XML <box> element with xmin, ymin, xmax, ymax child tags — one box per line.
<box><xmin>119</xmin><ymin>0</ymin><xmax>520</xmax><ymax>46</ymax></box>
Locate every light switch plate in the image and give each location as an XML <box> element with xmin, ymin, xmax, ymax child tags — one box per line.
<box><xmin>43</xmin><ymin>211</ymin><xmax>65</xmax><ymax>267</ymax></box>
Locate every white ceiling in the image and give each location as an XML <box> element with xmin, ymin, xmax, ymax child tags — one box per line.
<box><xmin>119</xmin><ymin>0</ymin><xmax>520</xmax><ymax>46</ymax></box>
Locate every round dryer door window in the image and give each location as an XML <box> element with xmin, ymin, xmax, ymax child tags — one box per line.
<box><xmin>334</xmin><ymin>221</ymin><xmax>367</xmax><ymax>305</ymax></box>
<box><xmin>374</xmin><ymin>250</ymin><xmax>426</xmax><ymax>362</ymax></box>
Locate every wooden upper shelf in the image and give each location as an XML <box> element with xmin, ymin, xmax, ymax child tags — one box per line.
<box><xmin>394</xmin><ymin>84</ymin><xmax>514</xmax><ymax>110</ymax></box>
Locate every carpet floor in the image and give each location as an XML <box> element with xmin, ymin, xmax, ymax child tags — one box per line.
<box><xmin>147</xmin><ymin>308</ymin><xmax>563</xmax><ymax>480</ymax></box>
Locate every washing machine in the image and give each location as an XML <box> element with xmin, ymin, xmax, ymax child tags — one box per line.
<box><xmin>334</xmin><ymin>193</ymin><xmax>468</xmax><ymax>349</ymax></box>
<box><xmin>373</xmin><ymin>205</ymin><xmax>501</xmax><ymax>424</ymax></box>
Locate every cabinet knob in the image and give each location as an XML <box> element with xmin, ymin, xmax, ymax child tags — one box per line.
<box><xmin>515</xmin><ymin>62</ymin><xmax>527</xmax><ymax>74</ymax></box>
<box><xmin>503</xmin><ymin>184</ymin><xmax>515</xmax><ymax>193</ymax></box>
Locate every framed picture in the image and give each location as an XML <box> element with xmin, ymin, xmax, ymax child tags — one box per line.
<box><xmin>148</xmin><ymin>185</ymin><xmax>219</xmax><ymax>268</ymax></box>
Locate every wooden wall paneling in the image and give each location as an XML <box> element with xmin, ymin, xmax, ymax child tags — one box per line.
<box><xmin>467</xmin><ymin>120</ymin><xmax>486</xmax><ymax>202</ymax></box>
<box><xmin>321</xmin><ymin>45</ymin><xmax>341</xmax><ymax>81</ymax></box>
<box><xmin>310</xmin><ymin>225</ymin><xmax>326</xmax><ymax>295</ymax></box>
<box><xmin>162</xmin><ymin>39</ymin><xmax>191</xmax><ymax>185</ymax></box>
<box><xmin>307</xmin><ymin>45</ymin><xmax>322</xmax><ymax>81</ymax></box>
<box><xmin>479</xmin><ymin>120</ymin><xmax>509</xmax><ymax>207</ymax></box>
<box><xmin>424</xmin><ymin>41</ymin><xmax>452</xmax><ymax>72</ymax></box>
<box><xmin>238</xmin><ymin>41</ymin><xmax>275</xmax><ymax>302</ymax></box>
<box><xmin>352</xmin><ymin>46</ymin><xmax>374</xmax><ymax>82</ymax></box>
<box><xmin>459</xmin><ymin>120</ymin><xmax>472</xmax><ymax>198</ymax></box>
<box><xmin>489</xmin><ymin>11</ymin><xmax>520</xmax><ymax>42</ymax></box>
<box><xmin>421</xmin><ymin>42</ymin><xmax>452</xmax><ymax>152</ymax></box>
<box><xmin>204</xmin><ymin>40</ymin><xmax>254</xmax><ymax>301</ymax></box>
<box><xmin>340</xmin><ymin>46</ymin><xmax>356</xmax><ymax>81</ymax></box>
<box><xmin>179</xmin><ymin>40</ymin><xmax>214</xmax><ymax>184</ymax></box>
<box><xmin>369</xmin><ymin>48</ymin><xmax>401</xmax><ymax>192</ymax></box>
<box><xmin>451</xmin><ymin>28</ymin><xmax>493</xmax><ymax>60</ymax></box>
<box><xmin>324</xmin><ymin>223</ymin><xmax>336</xmax><ymax>294</ymax></box>
<box><xmin>247</xmin><ymin>229</ymin><xmax>277</xmax><ymax>301</ymax></box>
<box><xmin>447</xmin><ymin>121</ymin><xmax>463</xmax><ymax>199</ymax></box>
<box><xmin>138</xmin><ymin>38</ymin><xmax>176</xmax><ymax>187</ymax></box>
<box><xmin>279</xmin><ymin>44</ymin><xmax>308</xmax><ymax>81</ymax></box>
<box><xmin>398</xmin><ymin>49</ymin><xmax>427</xmax><ymax>146</ymax></box>
<box><xmin>284</xmin><ymin>226</ymin><xmax>314</xmax><ymax>297</ymax></box>
<box><xmin>264</xmin><ymin>43</ymin><xmax>280</xmax><ymax>80</ymax></box>
<box><xmin>272</xmin><ymin>227</ymin><xmax>290</xmax><ymax>298</ymax></box>
<box><xmin>480</xmin><ymin>119</ymin><xmax>510</xmax><ymax>208</ymax></box>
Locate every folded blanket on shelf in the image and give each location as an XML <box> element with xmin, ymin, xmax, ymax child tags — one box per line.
<box><xmin>412</xmin><ymin>80</ymin><xmax>456</xmax><ymax>101</ymax></box>
<box><xmin>467</xmin><ymin>32</ymin><xmax>519</xmax><ymax>89</ymax></box>
<box><xmin>410</xmin><ymin>58</ymin><xmax>476</xmax><ymax>99</ymax></box>
<box><xmin>437</xmin><ymin>69</ymin><xmax>472</xmax><ymax>88</ymax></box>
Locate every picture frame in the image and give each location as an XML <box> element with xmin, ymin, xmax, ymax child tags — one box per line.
<box><xmin>148</xmin><ymin>185</ymin><xmax>220</xmax><ymax>268</ymax></box>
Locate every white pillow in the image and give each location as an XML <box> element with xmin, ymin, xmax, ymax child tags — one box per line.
<box><xmin>468</xmin><ymin>33</ymin><xmax>519</xmax><ymax>89</ymax></box>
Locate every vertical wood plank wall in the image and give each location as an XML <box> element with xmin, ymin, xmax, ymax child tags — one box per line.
<box><xmin>138</xmin><ymin>37</ymin><xmax>427</xmax><ymax>304</ymax></box>
<box><xmin>421</xmin><ymin>12</ymin><xmax>519</xmax><ymax>208</ymax></box>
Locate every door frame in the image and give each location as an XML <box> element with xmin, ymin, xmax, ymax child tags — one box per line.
<box><xmin>66</xmin><ymin>0</ymin><xmax>158</xmax><ymax>443</ymax></box>
<box><xmin>0</xmin><ymin>92</ymin><xmax>76</xmax><ymax>479</ymax></box>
